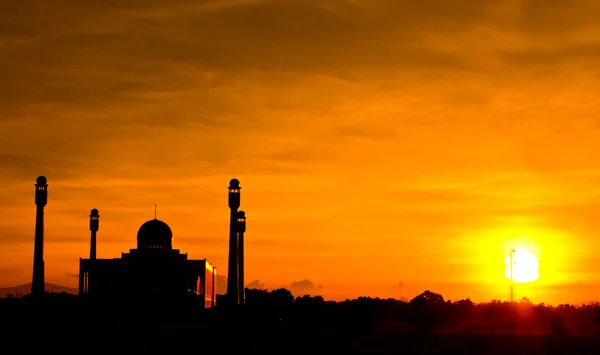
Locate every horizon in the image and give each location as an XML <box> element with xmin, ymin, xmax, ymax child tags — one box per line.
<box><xmin>2</xmin><ymin>0</ymin><xmax>600</xmax><ymax>305</ymax></box>
<box><xmin>2</xmin><ymin>279</ymin><xmax>600</xmax><ymax>307</ymax></box>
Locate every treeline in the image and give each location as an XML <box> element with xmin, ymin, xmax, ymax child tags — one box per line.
<box><xmin>239</xmin><ymin>288</ymin><xmax>600</xmax><ymax>335</ymax></box>
<box><xmin>2</xmin><ymin>289</ymin><xmax>600</xmax><ymax>336</ymax></box>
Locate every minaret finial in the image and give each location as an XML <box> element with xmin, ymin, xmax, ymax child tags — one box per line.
<box><xmin>154</xmin><ymin>203</ymin><xmax>157</xmax><ymax>219</ymax></box>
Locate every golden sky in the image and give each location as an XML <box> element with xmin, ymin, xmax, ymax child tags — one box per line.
<box><xmin>1</xmin><ymin>0</ymin><xmax>600</xmax><ymax>304</ymax></box>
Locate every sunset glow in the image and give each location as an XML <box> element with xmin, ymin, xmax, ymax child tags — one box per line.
<box><xmin>1</xmin><ymin>0</ymin><xmax>600</xmax><ymax>305</ymax></box>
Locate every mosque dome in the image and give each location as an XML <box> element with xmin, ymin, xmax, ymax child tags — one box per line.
<box><xmin>137</xmin><ymin>219</ymin><xmax>173</xmax><ymax>249</ymax></box>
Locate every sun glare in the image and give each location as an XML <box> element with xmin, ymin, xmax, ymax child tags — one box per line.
<box><xmin>504</xmin><ymin>248</ymin><xmax>540</xmax><ymax>283</ymax></box>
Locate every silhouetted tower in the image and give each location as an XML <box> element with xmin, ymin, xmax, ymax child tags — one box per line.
<box><xmin>32</xmin><ymin>176</ymin><xmax>48</xmax><ymax>298</ymax></box>
<box><xmin>237</xmin><ymin>210</ymin><xmax>246</xmax><ymax>304</ymax></box>
<box><xmin>89</xmin><ymin>209</ymin><xmax>99</xmax><ymax>260</ymax></box>
<box><xmin>227</xmin><ymin>178</ymin><xmax>241</xmax><ymax>305</ymax></box>
<box><xmin>510</xmin><ymin>248</ymin><xmax>515</xmax><ymax>302</ymax></box>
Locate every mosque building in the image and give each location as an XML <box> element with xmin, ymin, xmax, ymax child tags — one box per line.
<box><xmin>30</xmin><ymin>176</ymin><xmax>247</xmax><ymax>307</ymax></box>
<box><xmin>78</xmin><ymin>213</ymin><xmax>218</xmax><ymax>308</ymax></box>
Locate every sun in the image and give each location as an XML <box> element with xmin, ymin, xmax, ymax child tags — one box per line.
<box><xmin>504</xmin><ymin>248</ymin><xmax>540</xmax><ymax>283</ymax></box>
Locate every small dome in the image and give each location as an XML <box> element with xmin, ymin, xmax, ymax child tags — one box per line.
<box><xmin>137</xmin><ymin>219</ymin><xmax>173</xmax><ymax>249</ymax></box>
<box><xmin>229</xmin><ymin>178</ymin><xmax>240</xmax><ymax>189</ymax></box>
<box><xmin>238</xmin><ymin>210</ymin><xmax>246</xmax><ymax>218</ymax></box>
<box><xmin>36</xmin><ymin>176</ymin><xmax>47</xmax><ymax>185</ymax></box>
<box><xmin>90</xmin><ymin>208</ymin><xmax>99</xmax><ymax>217</ymax></box>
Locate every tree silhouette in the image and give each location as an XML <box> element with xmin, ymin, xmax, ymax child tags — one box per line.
<box><xmin>520</xmin><ymin>296</ymin><xmax>532</xmax><ymax>305</ymax></box>
<box><xmin>407</xmin><ymin>290</ymin><xmax>447</xmax><ymax>332</ymax></box>
<box><xmin>245</xmin><ymin>288</ymin><xmax>294</xmax><ymax>320</ymax></box>
<box><xmin>4</xmin><ymin>286</ymin><xmax>600</xmax><ymax>340</ymax></box>
<box><xmin>452</xmin><ymin>298</ymin><xmax>475</xmax><ymax>325</ymax></box>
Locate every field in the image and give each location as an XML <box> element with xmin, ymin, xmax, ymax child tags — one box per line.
<box><xmin>2</xmin><ymin>320</ymin><xmax>600</xmax><ymax>354</ymax></box>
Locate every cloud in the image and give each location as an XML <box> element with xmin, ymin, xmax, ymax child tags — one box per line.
<box><xmin>397</xmin><ymin>281</ymin><xmax>406</xmax><ymax>288</ymax></box>
<box><xmin>289</xmin><ymin>279</ymin><xmax>324</xmax><ymax>296</ymax></box>
<box><xmin>0</xmin><ymin>227</ymin><xmax>33</xmax><ymax>244</ymax></box>
<box><xmin>245</xmin><ymin>280</ymin><xmax>265</xmax><ymax>289</ymax></box>
<box><xmin>3</xmin><ymin>0</ymin><xmax>596</xmax><ymax>186</ymax></box>
<box><xmin>0</xmin><ymin>0</ymin><xmax>497</xmax><ymax>113</ymax></box>
<box><xmin>515</xmin><ymin>0</ymin><xmax>600</xmax><ymax>36</ymax></box>
<box><xmin>498</xmin><ymin>42</ymin><xmax>600</xmax><ymax>69</ymax></box>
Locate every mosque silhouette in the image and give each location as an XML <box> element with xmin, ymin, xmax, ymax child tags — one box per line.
<box><xmin>30</xmin><ymin>176</ymin><xmax>247</xmax><ymax>308</ymax></box>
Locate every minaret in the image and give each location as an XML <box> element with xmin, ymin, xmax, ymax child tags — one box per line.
<box><xmin>89</xmin><ymin>209</ymin><xmax>99</xmax><ymax>260</ymax></box>
<box><xmin>32</xmin><ymin>176</ymin><xmax>48</xmax><ymax>298</ymax></box>
<box><xmin>227</xmin><ymin>178</ymin><xmax>241</xmax><ymax>305</ymax></box>
<box><xmin>237</xmin><ymin>210</ymin><xmax>247</xmax><ymax>304</ymax></box>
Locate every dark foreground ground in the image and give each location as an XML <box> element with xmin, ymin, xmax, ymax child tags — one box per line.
<box><xmin>1</xmin><ymin>320</ymin><xmax>599</xmax><ymax>354</ymax></box>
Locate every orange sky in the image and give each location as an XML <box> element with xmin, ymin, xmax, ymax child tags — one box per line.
<box><xmin>1</xmin><ymin>0</ymin><xmax>600</xmax><ymax>304</ymax></box>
